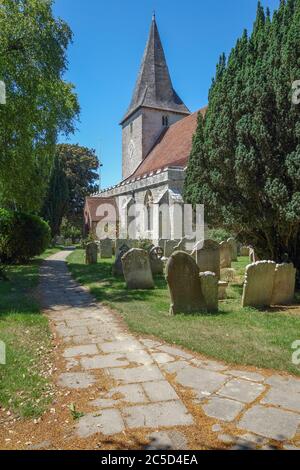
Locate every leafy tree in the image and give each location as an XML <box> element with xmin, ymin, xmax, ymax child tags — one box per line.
<box><xmin>0</xmin><ymin>0</ymin><xmax>79</xmax><ymax>212</ymax></box>
<box><xmin>184</xmin><ymin>0</ymin><xmax>300</xmax><ymax>273</ymax></box>
<box><xmin>57</xmin><ymin>144</ymin><xmax>99</xmax><ymax>228</ymax></box>
<box><xmin>41</xmin><ymin>154</ymin><xmax>69</xmax><ymax>237</ymax></box>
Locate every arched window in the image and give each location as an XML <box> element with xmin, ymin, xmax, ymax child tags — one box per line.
<box><xmin>144</xmin><ymin>191</ymin><xmax>153</xmax><ymax>232</ymax></box>
<box><xmin>162</xmin><ymin>115</ymin><xmax>169</xmax><ymax>127</ymax></box>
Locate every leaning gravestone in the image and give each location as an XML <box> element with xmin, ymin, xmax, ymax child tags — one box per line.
<box><xmin>271</xmin><ymin>263</ymin><xmax>296</xmax><ymax>305</ymax></box>
<box><xmin>199</xmin><ymin>272</ymin><xmax>218</xmax><ymax>312</ymax></box>
<box><xmin>112</xmin><ymin>244</ymin><xmax>129</xmax><ymax>276</ymax></box>
<box><xmin>99</xmin><ymin>238</ymin><xmax>112</xmax><ymax>259</ymax></box>
<box><xmin>227</xmin><ymin>238</ymin><xmax>238</xmax><ymax>261</ymax></box>
<box><xmin>85</xmin><ymin>242</ymin><xmax>98</xmax><ymax>265</ymax></box>
<box><xmin>242</xmin><ymin>261</ymin><xmax>276</xmax><ymax>308</ymax></box>
<box><xmin>122</xmin><ymin>249</ymin><xmax>154</xmax><ymax>289</ymax></box>
<box><xmin>219</xmin><ymin>241</ymin><xmax>232</xmax><ymax>269</ymax></box>
<box><xmin>149</xmin><ymin>246</ymin><xmax>164</xmax><ymax>275</ymax></box>
<box><xmin>165</xmin><ymin>251</ymin><xmax>206</xmax><ymax>315</ymax></box>
<box><xmin>192</xmin><ymin>239</ymin><xmax>221</xmax><ymax>280</ymax></box>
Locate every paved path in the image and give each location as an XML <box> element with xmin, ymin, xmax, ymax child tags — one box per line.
<box><xmin>39</xmin><ymin>250</ymin><xmax>300</xmax><ymax>450</ymax></box>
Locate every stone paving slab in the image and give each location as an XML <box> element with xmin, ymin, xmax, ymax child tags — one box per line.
<box><xmin>261</xmin><ymin>388</ymin><xmax>300</xmax><ymax>413</ymax></box>
<box><xmin>217</xmin><ymin>378</ymin><xmax>265</xmax><ymax>404</ymax></box>
<box><xmin>100</xmin><ymin>339</ymin><xmax>144</xmax><ymax>353</ymax></box>
<box><xmin>123</xmin><ymin>401</ymin><xmax>194</xmax><ymax>428</ymax></box>
<box><xmin>142</xmin><ymin>381</ymin><xmax>179</xmax><ymax>402</ymax></box>
<box><xmin>108</xmin><ymin>365</ymin><xmax>164</xmax><ymax>383</ymax></box>
<box><xmin>76</xmin><ymin>410</ymin><xmax>125</xmax><ymax>437</ymax></box>
<box><xmin>238</xmin><ymin>405</ymin><xmax>300</xmax><ymax>441</ymax></box>
<box><xmin>57</xmin><ymin>372</ymin><xmax>96</xmax><ymax>389</ymax></box>
<box><xmin>81</xmin><ymin>353</ymin><xmax>129</xmax><ymax>369</ymax></box>
<box><xmin>202</xmin><ymin>397</ymin><xmax>244</xmax><ymax>422</ymax></box>
<box><xmin>63</xmin><ymin>344</ymin><xmax>98</xmax><ymax>358</ymax></box>
<box><xmin>175</xmin><ymin>366</ymin><xmax>227</xmax><ymax>396</ymax></box>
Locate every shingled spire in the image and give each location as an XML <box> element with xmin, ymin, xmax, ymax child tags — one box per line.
<box><xmin>121</xmin><ymin>15</ymin><xmax>190</xmax><ymax>123</ymax></box>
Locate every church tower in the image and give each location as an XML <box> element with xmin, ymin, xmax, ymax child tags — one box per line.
<box><xmin>120</xmin><ymin>15</ymin><xmax>190</xmax><ymax>180</ymax></box>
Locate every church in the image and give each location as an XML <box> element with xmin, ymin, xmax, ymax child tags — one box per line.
<box><xmin>84</xmin><ymin>15</ymin><xmax>206</xmax><ymax>240</ymax></box>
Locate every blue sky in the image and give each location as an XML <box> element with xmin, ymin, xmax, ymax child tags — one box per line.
<box><xmin>53</xmin><ymin>0</ymin><xmax>280</xmax><ymax>189</ymax></box>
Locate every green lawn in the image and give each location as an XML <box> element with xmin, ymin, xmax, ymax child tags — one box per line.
<box><xmin>67</xmin><ymin>249</ymin><xmax>300</xmax><ymax>376</ymax></box>
<box><xmin>0</xmin><ymin>247</ymin><xmax>60</xmax><ymax>417</ymax></box>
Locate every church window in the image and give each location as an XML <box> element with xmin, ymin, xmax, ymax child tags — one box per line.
<box><xmin>162</xmin><ymin>115</ymin><xmax>169</xmax><ymax>127</ymax></box>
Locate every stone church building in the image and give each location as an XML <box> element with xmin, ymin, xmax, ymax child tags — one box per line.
<box><xmin>84</xmin><ymin>15</ymin><xmax>206</xmax><ymax>240</ymax></box>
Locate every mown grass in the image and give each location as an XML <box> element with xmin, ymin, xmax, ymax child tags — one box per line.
<box><xmin>67</xmin><ymin>249</ymin><xmax>300</xmax><ymax>376</ymax></box>
<box><xmin>0</xmin><ymin>247</ymin><xmax>60</xmax><ymax>417</ymax></box>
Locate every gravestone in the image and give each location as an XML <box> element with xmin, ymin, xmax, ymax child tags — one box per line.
<box><xmin>249</xmin><ymin>247</ymin><xmax>259</xmax><ymax>263</ymax></box>
<box><xmin>199</xmin><ymin>272</ymin><xmax>218</xmax><ymax>312</ymax></box>
<box><xmin>174</xmin><ymin>238</ymin><xmax>186</xmax><ymax>252</ymax></box>
<box><xmin>192</xmin><ymin>239</ymin><xmax>221</xmax><ymax>279</ymax></box>
<box><xmin>219</xmin><ymin>241</ymin><xmax>232</xmax><ymax>269</ymax></box>
<box><xmin>122</xmin><ymin>249</ymin><xmax>154</xmax><ymax>289</ymax></box>
<box><xmin>271</xmin><ymin>263</ymin><xmax>296</xmax><ymax>305</ymax></box>
<box><xmin>242</xmin><ymin>261</ymin><xmax>276</xmax><ymax>308</ymax></box>
<box><xmin>115</xmin><ymin>239</ymin><xmax>132</xmax><ymax>258</ymax></box>
<box><xmin>85</xmin><ymin>242</ymin><xmax>98</xmax><ymax>265</ymax></box>
<box><xmin>165</xmin><ymin>251</ymin><xmax>206</xmax><ymax>315</ymax></box>
<box><xmin>227</xmin><ymin>238</ymin><xmax>238</xmax><ymax>261</ymax></box>
<box><xmin>99</xmin><ymin>238</ymin><xmax>112</xmax><ymax>259</ymax></box>
<box><xmin>164</xmin><ymin>240</ymin><xmax>180</xmax><ymax>258</ymax></box>
<box><xmin>149</xmin><ymin>246</ymin><xmax>164</xmax><ymax>275</ymax></box>
<box><xmin>218</xmin><ymin>281</ymin><xmax>228</xmax><ymax>300</ymax></box>
<box><xmin>112</xmin><ymin>244</ymin><xmax>130</xmax><ymax>276</ymax></box>
<box><xmin>240</xmin><ymin>246</ymin><xmax>250</xmax><ymax>257</ymax></box>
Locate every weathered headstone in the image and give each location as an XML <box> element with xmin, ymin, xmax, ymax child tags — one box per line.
<box><xmin>112</xmin><ymin>244</ymin><xmax>130</xmax><ymax>276</ymax></box>
<box><xmin>85</xmin><ymin>242</ymin><xmax>98</xmax><ymax>265</ymax></box>
<box><xmin>149</xmin><ymin>246</ymin><xmax>164</xmax><ymax>275</ymax></box>
<box><xmin>99</xmin><ymin>238</ymin><xmax>112</xmax><ymax>259</ymax></box>
<box><xmin>122</xmin><ymin>249</ymin><xmax>154</xmax><ymax>289</ymax></box>
<box><xmin>199</xmin><ymin>272</ymin><xmax>218</xmax><ymax>312</ymax></box>
<box><xmin>165</xmin><ymin>251</ymin><xmax>206</xmax><ymax>315</ymax></box>
<box><xmin>115</xmin><ymin>239</ymin><xmax>132</xmax><ymax>258</ymax></box>
<box><xmin>242</xmin><ymin>261</ymin><xmax>276</xmax><ymax>308</ymax></box>
<box><xmin>240</xmin><ymin>246</ymin><xmax>250</xmax><ymax>257</ymax></box>
<box><xmin>218</xmin><ymin>281</ymin><xmax>228</xmax><ymax>300</ymax></box>
<box><xmin>219</xmin><ymin>241</ymin><xmax>232</xmax><ymax>269</ymax></box>
<box><xmin>249</xmin><ymin>247</ymin><xmax>259</xmax><ymax>263</ymax></box>
<box><xmin>164</xmin><ymin>240</ymin><xmax>180</xmax><ymax>258</ymax></box>
<box><xmin>192</xmin><ymin>239</ymin><xmax>221</xmax><ymax>279</ymax></box>
<box><xmin>227</xmin><ymin>238</ymin><xmax>238</xmax><ymax>261</ymax></box>
<box><xmin>174</xmin><ymin>238</ymin><xmax>186</xmax><ymax>252</ymax></box>
<box><xmin>271</xmin><ymin>263</ymin><xmax>296</xmax><ymax>305</ymax></box>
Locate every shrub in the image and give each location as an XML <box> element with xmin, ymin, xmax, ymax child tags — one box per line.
<box><xmin>207</xmin><ymin>228</ymin><xmax>233</xmax><ymax>244</ymax></box>
<box><xmin>0</xmin><ymin>209</ymin><xmax>51</xmax><ymax>264</ymax></box>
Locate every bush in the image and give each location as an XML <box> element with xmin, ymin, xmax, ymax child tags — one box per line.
<box><xmin>207</xmin><ymin>228</ymin><xmax>233</xmax><ymax>244</ymax></box>
<box><xmin>60</xmin><ymin>218</ymin><xmax>81</xmax><ymax>243</ymax></box>
<box><xmin>0</xmin><ymin>209</ymin><xmax>51</xmax><ymax>264</ymax></box>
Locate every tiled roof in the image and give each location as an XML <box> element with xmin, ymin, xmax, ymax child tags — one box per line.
<box><xmin>121</xmin><ymin>15</ymin><xmax>190</xmax><ymax>124</ymax></box>
<box><xmin>126</xmin><ymin>107</ymin><xmax>206</xmax><ymax>180</ymax></box>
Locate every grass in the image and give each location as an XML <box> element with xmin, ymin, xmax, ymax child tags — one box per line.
<box><xmin>0</xmin><ymin>247</ymin><xmax>61</xmax><ymax>418</ymax></box>
<box><xmin>67</xmin><ymin>249</ymin><xmax>300</xmax><ymax>376</ymax></box>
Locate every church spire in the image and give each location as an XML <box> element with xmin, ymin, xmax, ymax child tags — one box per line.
<box><xmin>121</xmin><ymin>15</ymin><xmax>190</xmax><ymax>123</ymax></box>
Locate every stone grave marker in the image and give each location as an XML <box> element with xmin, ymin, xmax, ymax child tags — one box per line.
<box><xmin>199</xmin><ymin>272</ymin><xmax>218</xmax><ymax>312</ymax></box>
<box><xmin>192</xmin><ymin>239</ymin><xmax>221</xmax><ymax>279</ymax></box>
<box><xmin>227</xmin><ymin>238</ymin><xmax>238</xmax><ymax>261</ymax></box>
<box><xmin>99</xmin><ymin>238</ymin><xmax>112</xmax><ymax>259</ymax></box>
<box><xmin>271</xmin><ymin>263</ymin><xmax>296</xmax><ymax>305</ymax></box>
<box><xmin>112</xmin><ymin>244</ymin><xmax>130</xmax><ymax>276</ymax></box>
<box><xmin>122</xmin><ymin>249</ymin><xmax>154</xmax><ymax>289</ymax></box>
<box><xmin>219</xmin><ymin>241</ymin><xmax>232</xmax><ymax>269</ymax></box>
<box><xmin>85</xmin><ymin>242</ymin><xmax>98</xmax><ymax>265</ymax></box>
<box><xmin>165</xmin><ymin>251</ymin><xmax>206</xmax><ymax>315</ymax></box>
<box><xmin>242</xmin><ymin>261</ymin><xmax>276</xmax><ymax>308</ymax></box>
<box><xmin>149</xmin><ymin>246</ymin><xmax>164</xmax><ymax>275</ymax></box>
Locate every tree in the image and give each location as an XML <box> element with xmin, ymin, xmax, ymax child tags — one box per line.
<box><xmin>184</xmin><ymin>0</ymin><xmax>300</xmax><ymax>273</ymax></box>
<box><xmin>41</xmin><ymin>153</ymin><xmax>69</xmax><ymax>238</ymax></box>
<box><xmin>0</xmin><ymin>0</ymin><xmax>79</xmax><ymax>212</ymax></box>
<box><xmin>57</xmin><ymin>144</ymin><xmax>99</xmax><ymax>228</ymax></box>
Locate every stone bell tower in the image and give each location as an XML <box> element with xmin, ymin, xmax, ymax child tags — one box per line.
<box><xmin>120</xmin><ymin>14</ymin><xmax>190</xmax><ymax>180</ymax></box>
